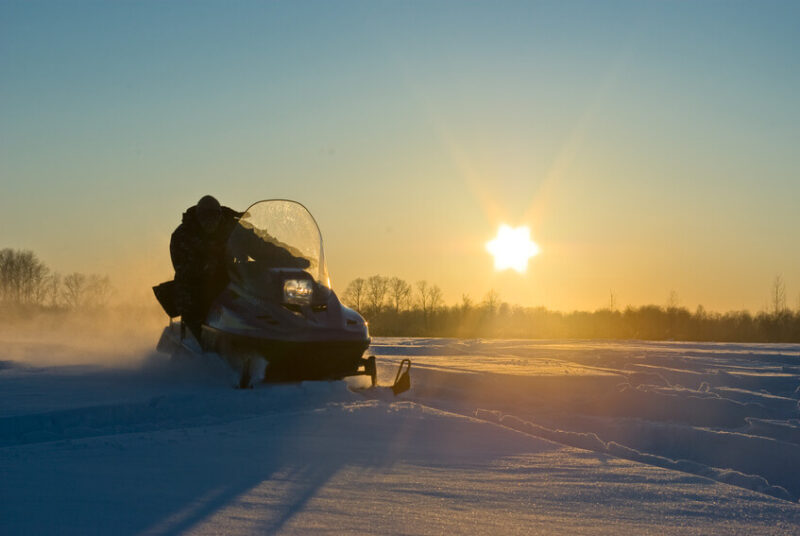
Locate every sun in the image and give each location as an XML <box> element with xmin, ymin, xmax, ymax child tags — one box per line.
<box><xmin>486</xmin><ymin>225</ymin><xmax>540</xmax><ymax>273</ymax></box>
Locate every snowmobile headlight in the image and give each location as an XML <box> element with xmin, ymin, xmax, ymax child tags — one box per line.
<box><xmin>283</xmin><ymin>279</ymin><xmax>313</xmax><ymax>305</ymax></box>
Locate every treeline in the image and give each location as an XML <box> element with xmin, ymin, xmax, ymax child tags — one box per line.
<box><xmin>0</xmin><ymin>248</ymin><xmax>113</xmax><ymax>310</ymax></box>
<box><xmin>342</xmin><ymin>275</ymin><xmax>800</xmax><ymax>343</ymax></box>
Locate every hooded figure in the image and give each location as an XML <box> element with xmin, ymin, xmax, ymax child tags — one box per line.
<box><xmin>161</xmin><ymin>195</ymin><xmax>312</xmax><ymax>342</ymax></box>
<box><xmin>169</xmin><ymin>195</ymin><xmax>242</xmax><ymax>340</ymax></box>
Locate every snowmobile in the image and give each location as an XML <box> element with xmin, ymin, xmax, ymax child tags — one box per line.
<box><xmin>153</xmin><ymin>199</ymin><xmax>411</xmax><ymax>393</ymax></box>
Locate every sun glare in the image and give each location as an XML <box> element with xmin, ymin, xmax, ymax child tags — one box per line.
<box><xmin>486</xmin><ymin>225</ymin><xmax>540</xmax><ymax>273</ymax></box>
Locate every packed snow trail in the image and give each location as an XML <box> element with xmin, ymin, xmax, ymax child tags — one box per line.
<box><xmin>372</xmin><ymin>338</ymin><xmax>800</xmax><ymax>502</ymax></box>
<box><xmin>2</xmin><ymin>337</ymin><xmax>800</xmax><ymax>534</ymax></box>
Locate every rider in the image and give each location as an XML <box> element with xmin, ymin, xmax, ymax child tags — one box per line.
<box><xmin>168</xmin><ymin>195</ymin><xmax>311</xmax><ymax>341</ymax></box>
<box><xmin>170</xmin><ymin>195</ymin><xmax>241</xmax><ymax>340</ymax></box>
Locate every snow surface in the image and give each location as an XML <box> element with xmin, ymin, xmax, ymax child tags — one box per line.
<box><xmin>2</xmin><ymin>337</ymin><xmax>800</xmax><ymax>534</ymax></box>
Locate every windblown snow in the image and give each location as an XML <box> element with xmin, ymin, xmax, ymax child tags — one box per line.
<box><xmin>2</xmin><ymin>337</ymin><xmax>799</xmax><ymax>534</ymax></box>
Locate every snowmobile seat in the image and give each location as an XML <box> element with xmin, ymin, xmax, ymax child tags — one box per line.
<box><xmin>153</xmin><ymin>280</ymin><xmax>180</xmax><ymax>318</ymax></box>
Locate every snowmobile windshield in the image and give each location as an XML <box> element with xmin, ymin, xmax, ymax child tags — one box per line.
<box><xmin>226</xmin><ymin>200</ymin><xmax>330</xmax><ymax>291</ymax></box>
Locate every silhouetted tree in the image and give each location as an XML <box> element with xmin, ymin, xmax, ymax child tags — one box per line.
<box><xmin>46</xmin><ymin>272</ymin><xmax>62</xmax><ymax>307</ymax></box>
<box><xmin>62</xmin><ymin>272</ymin><xmax>87</xmax><ymax>309</ymax></box>
<box><xmin>415</xmin><ymin>280</ymin><xmax>442</xmax><ymax>330</ymax></box>
<box><xmin>0</xmin><ymin>248</ymin><xmax>50</xmax><ymax>305</ymax></box>
<box><xmin>364</xmin><ymin>275</ymin><xmax>389</xmax><ymax>315</ymax></box>
<box><xmin>460</xmin><ymin>294</ymin><xmax>473</xmax><ymax>313</ymax></box>
<box><xmin>771</xmin><ymin>275</ymin><xmax>787</xmax><ymax>316</ymax></box>
<box><xmin>340</xmin><ymin>275</ymin><xmax>800</xmax><ymax>342</ymax></box>
<box><xmin>388</xmin><ymin>276</ymin><xmax>411</xmax><ymax>313</ymax></box>
<box><xmin>414</xmin><ymin>280</ymin><xmax>430</xmax><ymax>313</ymax></box>
<box><xmin>481</xmin><ymin>289</ymin><xmax>500</xmax><ymax>314</ymax></box>
<box><xmin>85</xmin><ymin>274</ymin><xmax>113</xmax><ymax>308</ymax></box>
<box><xmin>429</xmin><ymin>285</ymin><xmax>443</xmax><ymax>312</ymax></box>
<box><xmin>342</xmin><ymin>277</ymin><xmax>366</xmax><ymax>312</ymax></box>
<box><xmin>666</xmin><ymin>290</ymin><xmax>680</xmax><ymax>310</ymax></box>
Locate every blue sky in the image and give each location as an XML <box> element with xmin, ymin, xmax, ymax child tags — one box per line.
<box><xmin>1</xmin><ymin>1</ymin><xmax>798</xmax><ymax>310</ymax></box>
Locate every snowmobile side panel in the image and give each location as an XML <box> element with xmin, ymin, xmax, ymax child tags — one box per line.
<box><xmin>202</xmin><ymin>324</ymin><xmax>371</xmax><ymax>382</ymax></box>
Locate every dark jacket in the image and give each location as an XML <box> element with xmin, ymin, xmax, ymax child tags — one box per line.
<box><xmin>169</xmin><ymin>205</ymin><xmax>241</xmax><ymax>317</ymax></box>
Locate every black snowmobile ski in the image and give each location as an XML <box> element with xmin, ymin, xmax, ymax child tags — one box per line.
<box><xmin>348</xmin><ymin>357</ymin><xmax>412</xmax><ymax>397</ymax></box>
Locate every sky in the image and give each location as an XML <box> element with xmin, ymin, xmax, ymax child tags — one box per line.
<box><xmin>1</xmin><ymin>1</ymin><xmax>798</xmax><ymax>312</ymax></box>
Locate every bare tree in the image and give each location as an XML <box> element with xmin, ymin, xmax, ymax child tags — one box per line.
<box><xmin>0</xmin><ymin>248</ymin><xmax>50</xmax><ymax>305</ymax></box>
<box><xmin>666</xmin><ymin>290</ymin><xmax>680</xmax><ymax>310</ymax></box>
<box><xmin>460</xmin><ymin>294</ymin><xmax>473</xmax><ymax>313</ymax></box>
<box><xmin>46</xmin><ymin>272</ymin><xmax>63</xmax><ymax>307</ymax></box>
<box><xmin>0</xmin><ymin>249</ymin><xmax>18</xmax><ymax>302</ymax></box>
<box><xmin>429</xmin><ymin>285</ymin><xmax>443</xmax><ymax>313</ymax></box>
<box><xmin>387</xmin><ymin>276</ymin><xmax>411</xmax><ymax>313</ymax></box>
<box><xmin>364</xmin><ymin>275</ymin><xmax>389</xmax><ymax>314</ymax></box>
<box><xmin>342</xmin><ymin>278</ymin><xmax>366</xmax><ymax>311</ymax></box>
<box><xmin>482</xmin><ymin>289</ymin><xmax>500</xmax><ymax>314</ymax></box>
<box><xmin>416</xmin><ymin>280</ymin><xmax>442</xmax><ymax>322</ymax></box>
<box><xmin>63</xmin><ymin>272</ymin><xmax>87</xmax><ymax>309</ymax></box>
<box><xmin>19</xmin><ymin>251</ymin><xmax>45</xmax><ymax>304</ymax></box>
<box><xmin>416</xmin><ymin>280</ymin><xmax>431</xmax><ymax>314</ymax></box>
<box><xmin>771</xmin><ymin>275</ymin><xmax>787</xmax><ymax>316</ymax></box>
<box><xmin>85</xmin><ymin>274</ymin><xmax>113</xmax><ymax>308</ymax></box>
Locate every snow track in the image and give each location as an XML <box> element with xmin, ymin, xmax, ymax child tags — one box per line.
<box><xmin>372</xmin><ymin>338</ymin><xmax>800</xmax><ymax>503</ymax></box>
<box><xmin>2</xmin><ymin>338</ymin><xmax>800</xmax><ymax>534</ymax></box>
<box><xmin>0</xmin><ymin>356</ymin><xmax>357</xmax><ymax>448</ymax></box>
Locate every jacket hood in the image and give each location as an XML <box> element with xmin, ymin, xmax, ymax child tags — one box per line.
<box><xmin>181</xmin><ymin>205</ymin><xmax>242</xmax><ymax>227</ymax></box>
<box><xmin>181</xmin><ymin>206</ymin><xmax>199</xmax><ymax>227</ymax></box>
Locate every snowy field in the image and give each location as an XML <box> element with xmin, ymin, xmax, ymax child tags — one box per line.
<box><xmin>2</xmin><ymin>336</ymin><xmax>800</xmax><ymax>534</ymax></box>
